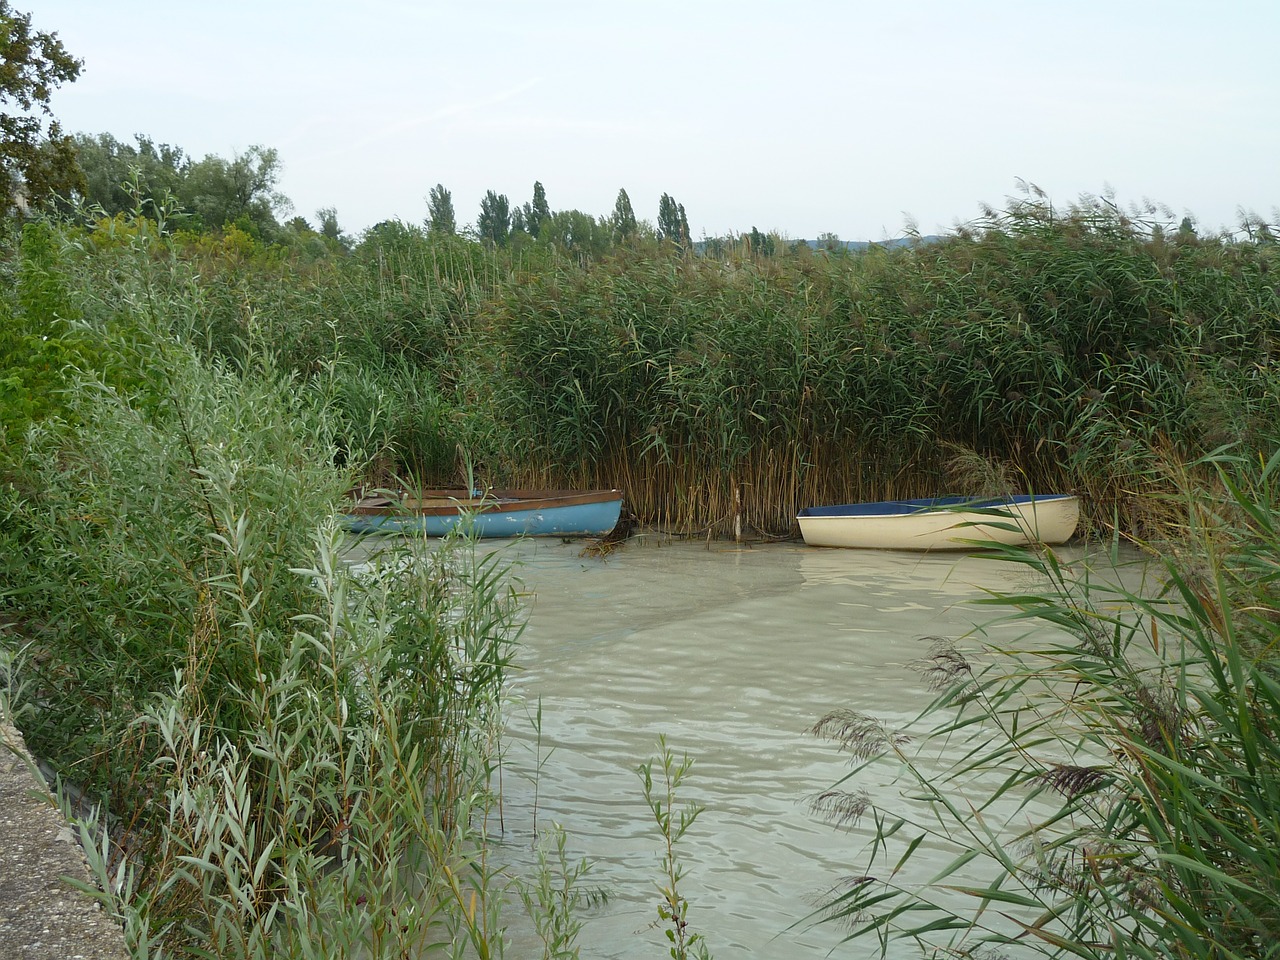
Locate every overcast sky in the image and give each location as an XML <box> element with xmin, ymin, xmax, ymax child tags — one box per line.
<box><xmin>32</xmin><ymin>0</ymin><xmax>1280</xmax><ymax>240</ymax></box>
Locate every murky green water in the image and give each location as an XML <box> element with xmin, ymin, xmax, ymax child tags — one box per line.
<box><xmin>485</xmin><ymin>535</ymin><xmax>1084</xmax><ymax>959</ymax></box>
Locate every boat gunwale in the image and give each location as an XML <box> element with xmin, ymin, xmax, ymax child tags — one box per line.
<box><xmin>348</xmin><ymin>488</ymin><xmax>624</xmax><ymax>518</ymax></box>
<box><xmin>796</xmin><ymin>493</ymin><xmax>1078</xmax><ymax>522</ymax></box>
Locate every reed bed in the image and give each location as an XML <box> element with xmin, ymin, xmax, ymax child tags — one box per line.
<box><xmin>10</xmin><ymin>195</ymin><xmax>1280</xmax><ymax>542</ymax></box>
<box><xmin>462</xmin><ymin>202</ymin><xmax>1279</xmax><ymax>537</ymax></box>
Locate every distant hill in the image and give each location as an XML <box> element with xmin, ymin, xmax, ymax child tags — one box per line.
<box><xmin>802</xmin><ymin>235</ymin><xmax>943</xmax><ymax>252</ymax></box>
<box><xmin>693</xmin><ymin>234</ymin><xmax>944</xmax><ymax>255</ymax></box>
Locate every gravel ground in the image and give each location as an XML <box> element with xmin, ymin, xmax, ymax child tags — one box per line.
<box><xmin>0</xmin><ymin>714</ymin><xmax>129</xmax><ymax>960</ymax></box>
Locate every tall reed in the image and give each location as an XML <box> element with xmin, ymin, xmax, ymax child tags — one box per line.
<box><xmin>459</xmin><ymin>201</ymin><xmax>1280</xmax><ymax>536</ymax></box>
<box><xmin>807</xmin><ymin>449</ymin><xmax>1280</xmax><ymax>958</ymax></box>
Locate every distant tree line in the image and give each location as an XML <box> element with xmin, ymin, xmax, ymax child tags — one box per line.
<box><xmin>1</xmin><ymin>0</ymin><xmax>851</xmax><ymax>265</ymax></box>
<box><xmin>428</xmin><ymin>178</ymin><xmax>693</xmax><ymax>260</ymax></box>
<box><xmin>61</xmin><ymin>133</ymin><xmax>292</xmax><ymax>234</ymax></box>
<box><xmin>39</xmin><ymin>128</ymin><xmax>728</xmax><ymax>261</ymax></box>
<box><xmin>0</xmin><ymin>0</ymin><xmax>832</xmax><ymax>265</ymax></box>
<box><xmin>26</xmin><ymin>124</ymin><xmax>869</xmax><ymax>265</ymax></box>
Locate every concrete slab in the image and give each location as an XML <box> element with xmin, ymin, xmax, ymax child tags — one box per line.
<box><xmin>0</xmin><ymin>715</ymin><xmax>130</xmax><ymax>960</ymax></box>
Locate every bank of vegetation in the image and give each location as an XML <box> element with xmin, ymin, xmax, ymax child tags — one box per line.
<box><xmin>0</xmin><ymin>211</ymin><xmax>528</xmax><ymax>957</ymax></box>
<box><xmin>12</xmin><ymin>188</ymin><xmax>1280</xmax><ymax>538</ymax></box>
<box><xmin>1</xmin><ymin>186</ymin><xmax>1278</xmax><ymax>959</ymax></box>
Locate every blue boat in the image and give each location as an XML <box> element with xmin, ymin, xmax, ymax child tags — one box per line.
<box><xmin>345</xmin><ymin>488</ymin><xmax>625</xmax><ymax>538</ymax></box>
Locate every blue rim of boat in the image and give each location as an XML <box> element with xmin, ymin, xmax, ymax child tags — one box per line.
<box><xmin>797</xmin><ymin>494</ymin><xmax>1076</xmax><ymax>519</ymax></box>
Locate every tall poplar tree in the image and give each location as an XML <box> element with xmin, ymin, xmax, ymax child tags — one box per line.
<box><xmin>748</xmin><ymin>226</ymin><xmax>776</xmax><ymax>257</ymax></box>
<box><xmin>658</xmin><ymin>193</ymin><xmax>689</xmax><ymax>249</ymax></box>
<box><xmin>477</xmin><ymin>190</ymin><xmax>510</xmax><ymax>247</ymax></box>
<box><xmin>521</xmin><ymin>180</ymin><xmax>549</xmax><ymax>239</ymax></box>
<box><xmin>426</xmin><ymin>183</ymin><xmax>455</xmax><ymax>235</ymax></box>
<box><xmin>610</xmin><ymin>188</ymin><xmax>637</xmax><ymax>244</ymax></box>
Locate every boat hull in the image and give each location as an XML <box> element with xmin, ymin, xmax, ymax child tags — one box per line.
<box><xmin>797</xmin><ymin>494</ymin><xmax>1079</xmax><ymax>550</ymax></box>
<box><xmin>345</xmin><ymin>488</ymin><xmax>625</xmax><ymax>539</ymax></box>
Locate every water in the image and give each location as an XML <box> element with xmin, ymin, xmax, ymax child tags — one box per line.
<box><xmin>486</xmin><ymin>535</ymin><xmax>1079</xmax><ymax>959</ymax></box>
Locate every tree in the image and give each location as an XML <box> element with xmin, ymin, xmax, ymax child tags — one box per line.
<box><xmin>701</xmin><ymin>234</ymin><xmax>727</xmax><ymax>259</ymax></box>
<box><xmin>64</xmin><ymin>132</ymin><xmax>186</xmax><ymax>217</ymax></box>
<box><xmin>748</xmin><ymin>226</ymin><xmax>776</xmax><ymax>257</ymax></box>
<box><xmin>360</xmin><ymin>218</ymin><xmax>425</xmax><ymax>253</ymax></box>
<box><xmin>542</xmin><ymin>209</ymin><xmax>608</xmax><ymax>261</ymax></box>
<box><xmin>520</xmin><ymin>180</ymin><xmax>550</xmax><ymax>239</ymax></box>
<box><xmin>657</xmin><ymin>193</ymin><xmax>678</xmax><ymax>242</ymax></box>
<box><xmin>0</xmin><ymin>1</ymin><xmax>85</xmax><ymax>214</ymax></box>
<box><xmin>426</xmin><ymin>183</ymin><xmax>455</xmax><ymax>235</ymax></box>
<box><xmin>315</xmin><ymin>206</ymin><xmax>349</xmax><ymax>251</ymax></box>
<box><xmin>610</xmin><ymin>188</ymin><xmax>637</xmax><ymax>245</ymax></box>
<box><xmin>657</xmin><ymin>192</ymin><xmax>689</xmax><ymax>249</ymax></box>
<box><xmin>177</xmin><ymin>144</ymin><xmax>289</xmax><ymax>236</ymax></box>
<box><xmin>477</xmin><ymin>189</ymin><xmax>510</xmax><ymax>247</ymax></box>
<box><xmin>816</xmin><ymin>231</ymin><xmax>843</xmax><ymax>253</ymax></box>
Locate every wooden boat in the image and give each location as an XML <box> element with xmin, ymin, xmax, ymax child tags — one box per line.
<box><xmin>796</xmin><ymin>494</ymin><xmax>1079</xmax><ymax>551</ymax></box>
<box><xmin>345</xmin><ymin>488</ymin><xmax>625</xmax><ymax>538</ymax></box>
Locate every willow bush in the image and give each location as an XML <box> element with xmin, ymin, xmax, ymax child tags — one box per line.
<box><xmin>0</xmin><ymin>222</ymin><xmax>525</xmax><ymax>957</ymax></box>
<box><xmin>4</xmin><ymin>337</ymin><xmax>350</xmax><ymax>811</ymax></box>
<box><xmin>44</xmin><ymin>522</ymin><xmax>520</xmax><ymax>960</ymax></box>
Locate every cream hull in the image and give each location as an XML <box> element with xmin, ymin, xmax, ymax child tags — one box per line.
<box><xmin>797</xmin><ymin>495</ymin><xmax>1080</xmax><ymax>550</ymax></box>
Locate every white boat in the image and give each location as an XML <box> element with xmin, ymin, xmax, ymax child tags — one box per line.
<box><xmin>796</xmin><ymin>494</ymin><xmax>1080</xmax><ymax>550</ymax></box>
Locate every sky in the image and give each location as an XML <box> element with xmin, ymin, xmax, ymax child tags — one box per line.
<box><xmin>30</xmin><ymin>0</ymin><xmax>1280</xmax><ymax>241</ymax></box>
